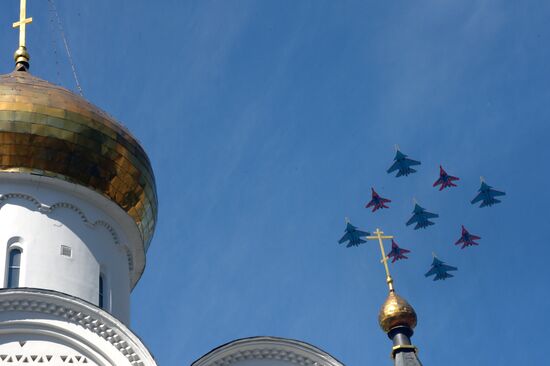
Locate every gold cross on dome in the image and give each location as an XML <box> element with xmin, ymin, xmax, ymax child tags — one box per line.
<box><xmin>13</xmin><ymin>0</ymin><xmax>33</xmax><ymax>48</ymax></box>
<box><xmin>367</xmin><ymin>228</ymin><xmax>395</xmax><ymax>291</ymax></box>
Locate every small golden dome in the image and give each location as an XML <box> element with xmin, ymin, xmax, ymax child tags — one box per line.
<box><xmin>378</xmin><ymin>290</ymin><xmax>417</xmax><ymax>333</ymax></box>
<box><xmin>0</xmin><ymin>71</ymin><xmax>157</xmax><ymax>249</ymax></box>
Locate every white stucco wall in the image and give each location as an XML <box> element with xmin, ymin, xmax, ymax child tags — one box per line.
<box><xmin>0</xmin><ymin>173</ymin><xmax>145</xmax><ymax>323</ymax></box>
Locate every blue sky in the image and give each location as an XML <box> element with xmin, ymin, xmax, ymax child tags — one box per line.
<box><xmin>1</xmin><ymin>1</ymin><xmax>550</xmax><ymax>365</ymax></box>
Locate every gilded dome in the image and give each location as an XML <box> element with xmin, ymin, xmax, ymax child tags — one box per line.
<box><xmin>378</xmin><ymin>290</ymin><xmax>417</xmax><ymax>333</ymax></box>
<box><xmin>0</xmin><ymin>71</ymin><xmax>157</xmax><ymax>249</ymax></box>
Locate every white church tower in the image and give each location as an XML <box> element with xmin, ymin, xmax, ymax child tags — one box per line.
<box><xmin>0</xmin><ymin>2</ymin><xmax>158</xmax><ymax>365</ymax></box>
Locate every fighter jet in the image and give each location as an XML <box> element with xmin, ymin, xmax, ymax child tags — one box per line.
<box><xmin>424</xmin><ymin>256</ymin><xmax>457</xmax><ymax>281</ymax></box>
<box><xmin>365</xmin><ymin>188</ymin><xmax>391</xmax><ymax>212</ymax></box>
<box><xmin>406</xmin><ymin>203</ymin><xmax>439</xmax><ymax>229</ymax></box>
<box><xmin>338</xmin><ymin>222</ymin><xmax>370</xmax><ymax>248</ymax></box>
<box><xmin>387</xmin><ymin>149</ymin><xmax>421</xmax><ymax>177</ymax></box>
<box><xmin>387</xmin><ymin>240</ymin><xmax>411</xmax><ymax>263</ymax></box>
<box><xmin>433</xmin><ymin>165</ymin><xmax>459</xmax><ymax>191</ymax></box>
<box><xmin>455</xmin><ymin>225</ymin><xmax>481</xmax><ymax>249</ymax></box>
<box><xmin>471</xmin><ymin>180</ymin><xmax>506</xmax><ymax>207</ymax></box>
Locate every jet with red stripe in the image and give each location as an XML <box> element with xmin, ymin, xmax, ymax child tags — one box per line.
<box><xmin>366</xmin><ymin>188</ymin><xmax>391</xmax><ymax>212</ymax></box>
<box><xmin>387</xmin><ymin>240</ymin><xmax>411</xmax><ymax>263</ymax></box>
<box><xmin>433</xmin><ymin>165</ymin><xmax>459</xmax><ymax>191</ymax></box>
<box><xmin>455</xmin><ymin>225</ymin><xmax>481</xmax><ymax>249</ymax></box>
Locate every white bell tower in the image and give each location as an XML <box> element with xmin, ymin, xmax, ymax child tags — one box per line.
<box><xmin>0</xmin><ymin>2</ymin><xmax>158</xmax><ymax>365</ymax></box>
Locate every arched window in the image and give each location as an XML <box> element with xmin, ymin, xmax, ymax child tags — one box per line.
<box><xmin>99</xmin><ymin>274</ymin><xmax>104</xmax><ymax>308</ymax></box>
<box><xmin>7</xmin><ymin>248</ymin><xmax>22</xmax><ymax>288</ymax></box>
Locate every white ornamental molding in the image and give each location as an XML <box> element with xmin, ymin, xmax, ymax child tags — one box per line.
<box><xmin>0</xmin><ymin>193</ymin><xmax>134</xmax><ymax>272</ymax></box>
<box><xmin>193</xmin><ymin>337</ymin><xmax>344</xmax><ymax>366</ymax></box>
<box><xmin>0</xmin><ymin>289</ymin><xmax>156</xmax><ymax>366</ymax></box>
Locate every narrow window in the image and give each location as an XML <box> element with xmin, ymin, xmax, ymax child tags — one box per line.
<box><xmin>99</xmin><ymin>274</ymin><xmax>104</xmax><ymax>308</ymax></box>
<box><xmin>7</xmin><ymin>248</ymin><xmax>22</xmax><ymax>288</ymax></box>
<box><xmin>60</xmin><ymin>245</ymin><xmax>72</xmax><ymax>258</ymax></box>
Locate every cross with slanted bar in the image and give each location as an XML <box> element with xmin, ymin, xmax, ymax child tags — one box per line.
<box><xmin>367</xmin><ymin>228</ymin><xmax>395</xmax><ymax>291</ymax></box>
<box><xmin>13</xmin><ymin>0</ymin><xmax>33</xmax><ymax>48</ymax></box>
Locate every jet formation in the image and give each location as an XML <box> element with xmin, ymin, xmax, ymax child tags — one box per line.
<box><xmin>337</xmin><ymin>147</ymin><xmax>507</xmax><ymax>283</ymax></box>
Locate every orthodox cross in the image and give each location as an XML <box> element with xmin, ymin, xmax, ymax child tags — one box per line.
<box><xmin>13</xmin><ymin>0</ymin><xmax>32</xmax><ymax>48</ymax></box>
<box><xmin>367</xmin><ymin>228</ymin><xmax>395</xmax><ymax>291</ymax></box>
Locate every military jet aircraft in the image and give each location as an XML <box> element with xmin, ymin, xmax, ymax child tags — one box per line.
<box><xmin>366</xmin><ymin>188</ymin><xmax>391</xmax><ymax>212</ymax></box>
<box><xmin>455</xmin><ymin>225</ymin><xmax>481</xmax><ymax>249</ymax></box>
<box><xmin>406</xmin><ymin>203</ymin><xmax>439</xmax><ymax>229</ymax></box>
<box><xmin>433</xmin><ymin>165</ymin><xmax>459</xmax><ymax>191</ymax></box>
<box><xmin>387</xmin><ymin>240</ymin><xmax>410</xmax><ymax>263</ymax></box>
<box><xmin>425</xmin><ymin>256</ymin><xmax>457</xmax><ymax>281</ymax></box>
<box><xmin>338</xmin><ymin>222</ymin><xmax>370</xmax><ymax>248</ymax></box>
<box><xmin>471</xmin><ymin>180</ymin><xmax>506</xmax><ymax>207</ymax></box>
<box><xmin>387</xmin><ymin>149</ymin><xmax>421</xmax><ymax>177</ymax></box>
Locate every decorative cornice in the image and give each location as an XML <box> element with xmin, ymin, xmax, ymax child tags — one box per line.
<box><xmin>0</xmin><ymin>192</ymin><xmax>134</xmax><ymax>272</ymax></box>
<box><xmin>0</xmin><ymin>288</ymin><xmax>156</xmax><ymax>366</ymax></box>
<box><xmin>193</xmin><ymin>337</ymin><xmax>344</xmax><ymax>366</ymax></box>
<box><xmin>212</xmin><ymin>348</ymin><xmax>315</xmax><ymax>366</ymax></box>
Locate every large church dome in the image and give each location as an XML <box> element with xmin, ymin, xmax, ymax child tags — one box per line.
<box><xmin>0</xmin><ymin>70</ymin><xmax>157</xmax><ymax>249</ymax></box>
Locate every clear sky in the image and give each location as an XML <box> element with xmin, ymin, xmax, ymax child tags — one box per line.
<box><xmin>1</xmin><ymin>1</ymin><xmax>549</xmax><ymax>365</ymax></box>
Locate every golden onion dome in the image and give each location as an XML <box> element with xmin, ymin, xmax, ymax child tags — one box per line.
<box><xmin>378</xmin><ymin>290</ymin><xmax>417</xmax><ymax>333</ymax></box>
<box><xmin>0</xmin><ymin>71</ymin><xmax>157</xmax><ymax>249</ymax></box>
